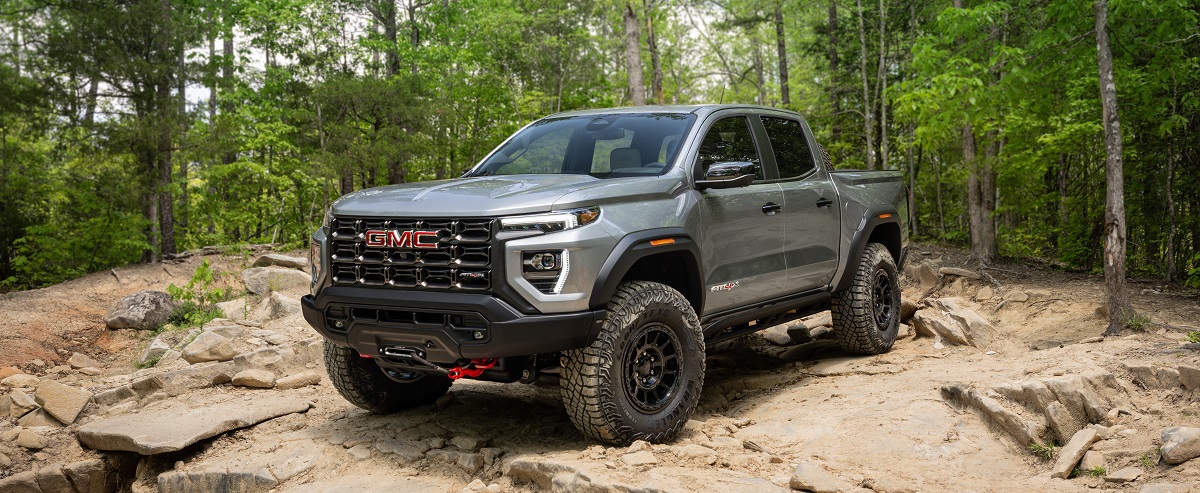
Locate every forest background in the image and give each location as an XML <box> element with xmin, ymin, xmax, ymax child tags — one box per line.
<box><xmin>0</xmin><ymin>0</ymin><xmax>1197</xmax><ymax>295</ymax></box>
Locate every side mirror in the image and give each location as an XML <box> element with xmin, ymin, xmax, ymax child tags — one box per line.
<box><xmin>695</xmin><ymin>162</ymin><xmax>757</xmax><ymax>190</ymax></box>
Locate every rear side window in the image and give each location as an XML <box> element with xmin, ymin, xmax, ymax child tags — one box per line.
<box><xmin>761</xmin><ymin>116</ymin><xmax>816</xmax><ymax>179</ymax></box>
<box><xmin>696</xmin><ymin>117</ymin><xmax>764</xmax><ymax>180</ymax></box>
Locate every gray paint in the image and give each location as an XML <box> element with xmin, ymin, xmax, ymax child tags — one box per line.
<box><xmin>313</xmin><ymin>104</ymin><xmax>906</xmax><ymax>316</ymax></box>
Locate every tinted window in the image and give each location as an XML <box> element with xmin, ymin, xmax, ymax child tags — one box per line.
<box><xmin>761</xmin><ymin>116</ymin><xmax>816</xmax><ymax>179</ymax></box>
<box><xmin>696</xmin><ymin>117</ymin><xmax>764</xmax><ymax>180</ymax></box>
<box><xmin>473</xmin><ymin>113</ymin><xmax>696</xmax><ymax>177</ymax></box>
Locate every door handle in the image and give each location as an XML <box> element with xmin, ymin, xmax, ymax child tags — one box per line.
<box><xmin>816</xmin><ymin>197</ymin><xmax>834</xmax><ymax>208</ymax></box>
<box><xmin>761</xmin><ymin>202</ymin><xmax>782</xmax><ymax>215</ymax></box>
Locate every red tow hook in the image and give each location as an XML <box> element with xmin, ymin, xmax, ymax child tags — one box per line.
<box><xmin>446</xmin><ymin>359</ymin><xmax>498</xmax><ymax>380</ymax></box>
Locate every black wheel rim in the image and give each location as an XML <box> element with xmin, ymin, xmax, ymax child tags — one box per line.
<box><xmin>623</xmin><ymin>323</ymin><xmax>682</xmax><ymax>414</ymax></box>
<box><xmin>872</xmin><ymin>270</ymin><xmax>896</xmax><ymax>331</ymax></box>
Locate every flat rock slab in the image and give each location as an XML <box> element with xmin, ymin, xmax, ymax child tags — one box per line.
<box><xmin>281</xmin><ymin>475</ymin><xmax>453</xmax><ymax>493</ymax></box>
<box><xmin>158</xmin><ymin>441</ymin><xmax>322</xmax><ymax>493</ymax></box>
<box><xmin>1050</xmin><ymin>428</ymin><xmax>1099</xmax><ymax>479</ymax></box>
<box><xmin>35</xmin><ymin>380</ymin><xmax>93</xmax><ymax>424</ymax></box>
<box><xmin>790</xmin><ymin>462</ymin><xmax>853</xmax><ymax>493</ymax></box>
<box><xmin>808</xmin><ymin>358</ymin><xmax>904</xmax><ymax>377</ymax></box>
<box><xmin>78</xmin><ymin>397</ymin><xmax>311</xmax><ymax>454</ymax></box>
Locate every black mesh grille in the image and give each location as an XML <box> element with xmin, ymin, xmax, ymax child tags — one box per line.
<box><xmin>329</xmin><ymin>216</ymin><xmax>495</xmax><ymax>292</ymax></box>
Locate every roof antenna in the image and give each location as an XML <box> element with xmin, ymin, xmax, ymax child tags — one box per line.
<box><xmin>719</xmin><ymin>84</ymin><xmax>726</xmax><ymax>104</ymax></box>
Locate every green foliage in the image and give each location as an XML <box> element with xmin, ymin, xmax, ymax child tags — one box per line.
<box><xmin>1138</xmin><ymin>449</ymin><xmax>1160</xmax><ymax>469</ymax></box>
<box><xmin>1029</xmin><ymin>442</ymin><xmax>1055</xmax><ymax>461</ymax></box>
<box><xmin>167</xmin><ymin>260</ymin><xmax>231</xmax><ymax>328</ymax></box>
<box><xmin>1</xmin><ymin>0</ymin><xmax>1199</xmax><ymax>294</ymax></box>
<box><xmin>1186</xmin><ymin>331</ymin><xmax>1200</xmax><ymax>344</ymax></box>
<box><xmin>1187</xmin><ymin>253</ymin><xmax>1200</xmax><ymax>288</ymax></box>
<box><xmin>1125</xmin><ymin>313</ymin><xmax>1152</xmax><ymax>332</ymax></box>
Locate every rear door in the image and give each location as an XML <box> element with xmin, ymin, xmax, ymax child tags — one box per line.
<box><xmin>694</xmin><ymin>114</ymin><xmax>787</xmax><ymax>315</ymax></box>
<box><xmin>758</xmin><ymin>115</ymin><xmax>842</xmax><ymax>292</ymax></box>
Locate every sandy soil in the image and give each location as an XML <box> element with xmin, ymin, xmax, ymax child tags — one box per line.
<box><xmin>1</xmin><ymin>243</ymin><xmax>1198</xmax><ymax>493</ymax></box>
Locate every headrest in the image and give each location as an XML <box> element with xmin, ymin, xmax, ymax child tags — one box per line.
<box><xmin>610</xmin><ymin>148</ymin><xmax>642</xmax><ymax>169</ymax></box>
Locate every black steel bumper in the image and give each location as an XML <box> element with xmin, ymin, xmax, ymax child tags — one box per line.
<box><xmin>301</xmin><ymin>286</ymin><xmax>606</xmax><ymax>364</ymax></box>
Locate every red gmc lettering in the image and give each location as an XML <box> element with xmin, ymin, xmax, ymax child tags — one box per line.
<box><xmin>364</xmin><ymin>230</ymin><xmax>439</xmax><ymax>249</ymax></box>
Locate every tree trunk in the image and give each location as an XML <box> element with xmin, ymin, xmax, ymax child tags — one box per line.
<box><xmin>645</xmin><ymin>0</ymin><xmax>664</xmax><ymax>104</ymax></box>
<box><xmin>753</xmin><ymin>41</ymin><xmax>766</xmax><ymax>105</ymax></box>
<box><xmin>222</xmin><ymin>27</ymin><xmax>236</xmax><ymax>165</ymax></box>
<box><xmin>855</xmin><ymin>0</ymin><xmax>874</xmax><ymax>170</ymax></box>
<box><xmin>156</xmin><ymin>0</ymin><xmax>176</xmax><ymax>257</ymax></box>
<box><xmin>84</xmin><ymin>78</ymin><xmax>99</xmax><ymax>126</ymax></box>
<box><xmin>875</xmin><ymin>0</ymin><xmax>887</xmax><ymax>169</ymax></box>
<box><xmin>907</xmin><ymin>124</ymin><xmax>918</xmax><ymax>237</ymax></box>
<box><xmin>828</xmin><ymin>0</ymin><xmax>840</xmax><ymax>142</ymax></box>
<box><xmin>935</xmin><ymin>151</ymin><xmax>944</xmax><ymax>237</ymax></box>
<box><xmin>1095</xmin><ymin>0</ymin><xmax>1135</xmax><ymax>334</ymax></box>
<box><xmin>623</xmin><ymin>3</ymin><xmax>645</xmax><ymax>105</ymax></box>
<box><xmin>775</xmin><ymin>4</ymin><xmax>789</xmax><ymax>106</ymax></box>
<box><xmin>385</xmin><ymin>0</ymin><xmax>399</xmax><ymax>76</ymax></box>
<box><xmin>407</xmin><ymin>2</ymin><xmax>420</xmax><ymax>75</ymax></box>
<box><xmin>207</xmin><ymin>9</ymin><xmax>216</xmax><ymax>125</ymax></box>
<box><xmin>1165</xmin><ymin>79</ymin><xmax>1178</xmax><ymax>282</ymax></box>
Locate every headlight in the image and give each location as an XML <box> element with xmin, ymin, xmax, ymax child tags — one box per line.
<box><xmin>309</xmin><ymin>240</ymin><xmax>323</xmax><ymax>289</ymax></box>
<box><xmin>500</xmin><ymin>207</ymin><xmax>600</xmax><ymax>234</ymax></box>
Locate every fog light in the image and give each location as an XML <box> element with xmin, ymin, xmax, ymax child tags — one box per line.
<box><xmin>335</xmin><ymin>320</ymin><xmax>345</xmax><ymax>328</ymax></box>
<box><xmin>530</xmin><ymin>252</ymin><xmax>559</xmax><ymax>270</ymax></box>
<box><xmin>473</xmin><ymin>331</ymin><xmax>485</xmax><ymax>340</ymax></box>
<box><xmin>521</xmin><ymin>250</ymin><xmax>570</xmax><ymax>295</ymax></box>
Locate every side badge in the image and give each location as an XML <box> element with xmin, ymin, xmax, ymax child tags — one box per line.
<box><xmin>710</xmin><ymin>281</ymin><xmax>741</xmax><ymax>292</ymax></box>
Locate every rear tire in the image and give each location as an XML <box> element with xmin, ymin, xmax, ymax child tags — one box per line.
<box><xmin>324</xmin><ymin>341</ymin><xmax>451</xmax><ymax>413</ymax></box>
<box><xmin>561</xmin><ymin>281</ymin><xmax>705</xmax><ymax>445</ymax></box>
<box><xmin>831</xmin><ymin>243</ymin><xmax>900</xmax><ymax>355</ymax></box>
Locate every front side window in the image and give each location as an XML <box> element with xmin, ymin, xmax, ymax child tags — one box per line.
<box><xmin>695</xmin><ymin>117</ymin><xmax>764</xmax><ymax>180</ymax></box>
<box><xmin>761</xmin><ymin>116</ymin><xmax>817</xmax><ymax>179</ymax></box>
<box><xmin>471</xmin><ymin>113</ymin><xmax>696</xmax><ymax>178</ymax></box>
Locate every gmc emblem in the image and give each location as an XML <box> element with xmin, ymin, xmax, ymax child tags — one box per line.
<box><xmin>364</xmin><ymin>230</ymin><xmax>440</xmax><ymax>249</ymax></box>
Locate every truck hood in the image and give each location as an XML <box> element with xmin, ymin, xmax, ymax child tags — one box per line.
<box><xmin>331</xmin><ymin>174</ymin><xmax>611</xmax><ymax>218</ymax></box>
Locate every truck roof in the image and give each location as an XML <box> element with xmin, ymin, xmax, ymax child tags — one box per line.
<box><xmin>550</xmin><ymin>104</ymin><xmax>801</xmax><ymax>119</ymax></box>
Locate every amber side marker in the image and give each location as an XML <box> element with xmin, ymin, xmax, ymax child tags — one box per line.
<box><xmin>649</xmin><ymin>238</ymin><xmax>676</xmax><ymax>246</ymax></box>
<box><xmin>878</xmin><ymin>213</ymin><xmax>893</xmax><ymax>219</ymax></box>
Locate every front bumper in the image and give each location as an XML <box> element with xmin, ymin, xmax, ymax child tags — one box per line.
<box><xmin>302</xmin><ymin>286</ymin><xmax>606</xmax><ymax>363</ymax></box>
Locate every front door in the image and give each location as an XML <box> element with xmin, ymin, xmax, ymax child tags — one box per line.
<box><xmin>695</xmin><ymin>115</ymin><xmax>787</xmax><ymax>315</ymax></box>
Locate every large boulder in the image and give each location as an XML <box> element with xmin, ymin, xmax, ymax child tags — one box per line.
<box><xmin>911</xmin><ymin>298</ymin><xmax>997</xmax><ymax>347</ymax></box>
<box><xmin>251</xmin><ymin>253</ymin><xmax>309</xmax><ymax>270</ymax></box>
<box><xmin>104</xmin><ymin>291</ymin><xmax>178</xmax><ymax>330</ymax></box>
<box><xmin>241</xmin><ymin>267</ymin><xmax>311</xmax><ymax>296</ymax></box>
<box><xmin>182</xmin><ymin>332</ymin><xmax>237</xmax><ymax>364</ymax></box>
<box><xmin>1160</xmin><ymin>427</ymin><xmax>1200</xmax><ymax>465</ymax></box>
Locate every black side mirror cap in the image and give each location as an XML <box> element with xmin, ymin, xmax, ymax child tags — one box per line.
<box><xmin>695</xmin><ymin>161</ymin><xmax>757</xmax><ymax>190</ymax></box>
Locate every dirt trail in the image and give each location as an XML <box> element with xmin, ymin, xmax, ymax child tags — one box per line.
<box><xmin>1</xmin><ymin>244</ymin><xmax>1198</xmax><ymax>493</ymax></box>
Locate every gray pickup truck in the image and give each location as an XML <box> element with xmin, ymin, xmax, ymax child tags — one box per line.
<box><xmin>302</xmin><ymin>104</ymin><xmax>908</xmax><ymax>444</ymax></box>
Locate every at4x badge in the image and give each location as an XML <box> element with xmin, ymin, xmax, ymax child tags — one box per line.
<box><xmin>710</xmin><ymin>280</ymin><xmax>741</xmax><ymax>292</ymax></box>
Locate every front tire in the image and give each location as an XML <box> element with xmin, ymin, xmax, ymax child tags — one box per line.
<box><xmin>561</xmin><ymin>281</ymin><xmax>705</xmax><ymax>444</ymax></box>
<box><xmin>324</xmin><ymin>341</ymin><xmax>452</xmax><ymax>413</ymax></box>
<box><xmin>831</xmin><ymin>243</ymin><xmax>900</xmax><ymax>355</ymax></box>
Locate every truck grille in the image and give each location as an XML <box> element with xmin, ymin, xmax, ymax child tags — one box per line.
<box><xmin>328</xmin><ymin>216</ymin><xmax>495</xmax><ymax>291</ymax></box>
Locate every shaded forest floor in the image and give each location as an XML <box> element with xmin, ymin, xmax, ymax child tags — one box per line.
<box><xmin>1</xmin><ymin>243</ymin><xmax>1198</xmax><ymax>492</ymax></box>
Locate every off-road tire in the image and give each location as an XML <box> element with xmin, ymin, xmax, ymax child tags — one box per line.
<box><xmin>324</xmin><ymin>341</ymin><xmax>451</xmax><ymax>413</ymax></box>
<box><xmin>831</xmin><ymin>243</ymin><xmax>900</xmax><ymax>355</ymax></box>
<box><xmin>561</xmin><ymin>281</ymin><xmax>705</xmax><ymax>445</ymax></box>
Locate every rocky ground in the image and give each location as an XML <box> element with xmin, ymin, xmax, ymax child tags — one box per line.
<box><xmin>0</xmin><ymin>244</ymin><xmax>1198</xmax><ymax>493</ymax></box>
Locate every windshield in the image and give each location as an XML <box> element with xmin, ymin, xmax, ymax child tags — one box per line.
<box><xmin>469</xmin><ymin>113</ymin><xmax>696</xmax><ymax>178</ymax></box>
